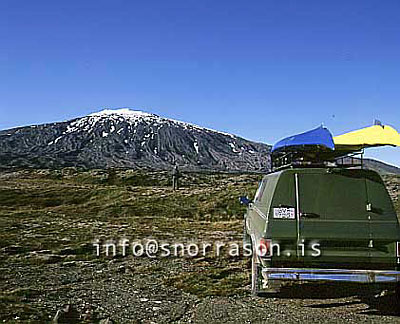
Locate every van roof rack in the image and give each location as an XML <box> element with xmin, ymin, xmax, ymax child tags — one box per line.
<box><xmin>270</xmin><ymin>123</ymin><xmax>400</xmax><ymax>172</ymax></box>
<box><xmin>271</xmin><ymin>150</ymin><xmax>365</xmax><ymax>172</ymax></box>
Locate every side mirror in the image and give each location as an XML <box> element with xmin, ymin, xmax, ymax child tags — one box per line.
<box><xmin>239</xmin><ymin>196</ymin><xmax>252</xmax><ymax>206</ymax></box>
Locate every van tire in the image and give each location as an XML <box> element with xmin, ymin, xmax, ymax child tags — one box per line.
<box><xmin>251</xmin><ymin>252</ymin><xmax>261</xmax><ymax>296</ymax></box>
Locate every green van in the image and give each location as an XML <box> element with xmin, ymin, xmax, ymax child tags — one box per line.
<box><xmin>243</xmin><ymin>167</ymin><xmax>400</xmax><ymax>295</ymax></box>
<box><xmin>243</xmin><ymin>125</ymin><xmax>400</xmax><ymax>296</ymax></box>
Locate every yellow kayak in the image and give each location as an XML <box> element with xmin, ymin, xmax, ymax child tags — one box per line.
<box><xmin>333</xmin><ymin>124</ymin><xmax>400</xmax><ymax>151</ymax></box>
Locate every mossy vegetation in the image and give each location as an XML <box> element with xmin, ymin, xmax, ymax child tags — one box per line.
<box><xmin>0</xmin><ymin>169</ymin><xmax>260</xmax><ymax>261</ymax></box>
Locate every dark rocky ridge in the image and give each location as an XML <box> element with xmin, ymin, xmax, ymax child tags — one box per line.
<box><xmin>362</xmin><ymin>158</ymin><xmax>400</xmax><ymax>175</ymax></box>
<box><xmin>0</xmin><ymin>109</ymin><xmax>271</xmax><ymax>172</ymax></box>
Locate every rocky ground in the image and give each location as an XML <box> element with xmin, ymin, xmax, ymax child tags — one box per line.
<box><xmin>1</xmin><ymin>169</ymin><xmax>400</xmax><ymax>323</ymax></box>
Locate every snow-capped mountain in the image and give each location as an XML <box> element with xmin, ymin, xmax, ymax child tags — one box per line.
<box><xmin>0</xmin><ymin>109</ymin><xmax>271</xmax><ymax>171</ymax></box>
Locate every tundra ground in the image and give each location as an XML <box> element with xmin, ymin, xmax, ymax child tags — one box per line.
<box><xmin>1</xmin><ymin>169</ymin><xmax>400</xmax><ymax>323</ymax></box>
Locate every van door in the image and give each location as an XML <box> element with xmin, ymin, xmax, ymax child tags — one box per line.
<box><xmin>247</xmin><ymin>177</ymin><xmax>270</xmax><ymax>244</ymax></box>
<box><xmin>266</xmin><ymin>171</ymin><xmax>298</xmax><ymax>267</ymax></box>
<box><xmin>365</xmin><ymin>171</ymin><xmax>400</xmax><ymax>269</ymax></box>
<box><xmin>296</xmin><ymin>170</ymin><xmax>370</xmax><ymax>269</ymax></box>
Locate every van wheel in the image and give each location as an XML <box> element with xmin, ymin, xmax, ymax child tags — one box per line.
<box><xmin>251</xmin><ymin>252</ymin><xmax>261</xmax><ymax>296</ymax></box>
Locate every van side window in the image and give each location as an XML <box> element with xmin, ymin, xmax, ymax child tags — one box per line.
<box><xmin>254</xmin><ymin>179</ymin><xmax>268</xmax><ymax>203</ymax></box>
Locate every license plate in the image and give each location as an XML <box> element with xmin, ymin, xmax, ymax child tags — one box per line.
<box><xmin>273</xmin><ymin>207</ymin><xmax>295</xmax><ymax>219</ymax></box>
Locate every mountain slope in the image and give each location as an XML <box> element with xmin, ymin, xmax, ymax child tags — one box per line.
<box><xmin>363</xmin><ymin>158</ymin><xmax>400</xmax><ymax>175</ymax></box>
<box><xmin>0</xmin><ymin>109</ymin><xmax>271</xmax><ymax>171</ymax></box>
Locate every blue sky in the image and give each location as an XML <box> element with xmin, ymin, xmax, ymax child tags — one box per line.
<box><xmin>1</xmin><ymin>0</ymin><xmax>399</xmax><ymax>166</ymax></box>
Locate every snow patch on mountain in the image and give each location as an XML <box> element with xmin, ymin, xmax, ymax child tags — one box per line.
<box><xmin>85</xmin><ymin>108</ymin><xmax>235</xmax><ymax>138</ymax></box>
<box><xmin>89</xmin><ymin>108</ymin><xmax>153</xmax><ymax>118</ymax></box>
<box><xmin>193</xmin><ymin>141</ymin><xmax>199</xmax><ymax>154</ymax></box>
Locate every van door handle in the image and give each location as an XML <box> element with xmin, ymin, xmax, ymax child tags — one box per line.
<box><xmin>300</xmin><ymin>212</ymin><xmax>320</xmax><ymax>218</ymax></box>
<box><xmin>366</xmin><ymin>204</ymin><xmax>383</xmax><ymax>214</ymax></box>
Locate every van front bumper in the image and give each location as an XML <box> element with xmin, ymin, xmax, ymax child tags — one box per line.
<box><xmin>263</xmin><ymin>268</ymin><xmax>400</xmax><ymax>283</ymax></box>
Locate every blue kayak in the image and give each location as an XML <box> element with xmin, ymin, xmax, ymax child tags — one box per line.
<box><xmin>272</xmin><ymin>126</ymin><xmax>335</xmax><ymax>153</ymax></box>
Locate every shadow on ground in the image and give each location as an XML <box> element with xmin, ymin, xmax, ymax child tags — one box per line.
<box><xmin>262</xmin><ymin>282</ymin><xmax>400</xmax><ymax>317</ymax></box>
<box><xmin>265</xmin><ymin>282</ymin><xmax>374</xmax><ymax>299</ymax></box>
